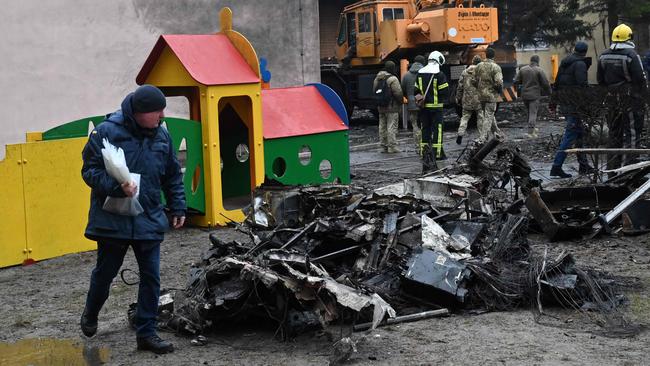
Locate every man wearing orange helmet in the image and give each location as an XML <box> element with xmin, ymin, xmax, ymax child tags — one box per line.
<box><xmin>597</xmin><ymin>23</ymin><xmax>648</xmax><ymax>171</ymax></box>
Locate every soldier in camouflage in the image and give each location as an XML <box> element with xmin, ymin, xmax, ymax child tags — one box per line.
<box><xmin>474</xmin><ymin>47</ymin><xmax>504</xmax><ymax>142</ymax></box>
<box><xmin>455</xmin><ymin>55</ymin><xmax>482</xmax><ymax>145</ymax></box>
<box><xmin>373</xmin><ymin>61</ymin><xmax>404</xmax><ymax>153</ymax></box>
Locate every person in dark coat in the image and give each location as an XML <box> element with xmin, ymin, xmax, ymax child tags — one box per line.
<box><xmin>597</xmin><ymin>24</ymin><xmax>647</xmax><ymax>170</ymax></box>
<box><xmin>550</xmin><ymin>41</ymin><xmax>593</xmax><ymax>178</ymax></box>
<box><xmin>80</xmin><ymin>84</ymin><xmax>186</xmax><ymax>354</ymax></box>
<box><xmin>401</xmin><ymin>55</ymin><xmax>426</xmax><ymax>153</ymax></box>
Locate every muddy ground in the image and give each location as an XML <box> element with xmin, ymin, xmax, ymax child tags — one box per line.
<box><xmin>1</xmin><ymin>102</ymin><xmax>649</xmax><ymax>365</ymax></box>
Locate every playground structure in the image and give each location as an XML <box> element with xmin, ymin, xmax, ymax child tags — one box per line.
<box><xmin>0</xmin><ymin>7</ymin><xmax>350</xmax><ymax>268</ymax></box>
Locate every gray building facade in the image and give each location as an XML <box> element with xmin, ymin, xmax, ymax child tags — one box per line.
<box><xmin>0</xmin><ymin>0</ymin><xmax>320</xmax><ymax>149</ymax></box>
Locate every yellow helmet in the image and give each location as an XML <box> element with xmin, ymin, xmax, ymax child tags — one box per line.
<box><xmin>612</xmin><ymin>24</ymin><xmax>633</xmax><ymax>42</ymax></box>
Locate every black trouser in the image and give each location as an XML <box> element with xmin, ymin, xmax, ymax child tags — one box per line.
<box><xmin>607</xmin><ymin>105</ymin><xmax>631</xmax><ymax>171</ymax></box>
<box><xmin>419</xmin><ymin>108</ymin><xmax>444</xmax><ymax>158</ymax></box>
<box><xmin>626</xmin><ymin>96</ymin><xmax>646</xmax><ymax>149</ymax></box>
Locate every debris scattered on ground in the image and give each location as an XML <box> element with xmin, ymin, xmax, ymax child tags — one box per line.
<box><xmin>149</xmin><ymin>143</ymin><xmax>647</xmax><ymax>343</ymax></box>
<box><xmin>123</xmin><ymin>137</ymin><xmax>648</xmax><ymax>350</ymax></box>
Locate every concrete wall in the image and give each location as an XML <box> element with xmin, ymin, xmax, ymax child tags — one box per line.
<box><xmin>0</xmin><ymin>0</ymin><xmax>320</xmax><ymax>150</ymax></box>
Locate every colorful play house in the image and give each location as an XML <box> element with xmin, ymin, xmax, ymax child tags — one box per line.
<box><xmin>0</xmin><ymin>7</ymin><xmax>349</xmax><ymax>268</ymax></box>
<box><xmin>262</xmin><ymin>84</ymin><xmax>350</xmax><ymax>185</ymax></box>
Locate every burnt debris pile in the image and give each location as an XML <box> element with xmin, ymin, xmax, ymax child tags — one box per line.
<box><xmin>138</xmin><ymin>140</ymin><xmax>644</xmax><ymax>339</ymax></box>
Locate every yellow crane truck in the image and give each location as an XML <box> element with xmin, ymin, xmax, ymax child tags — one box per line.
<box><xmin>320</xmin><ymin>0</ymin><xmax>518</xmax><ymax>116</ymax></box>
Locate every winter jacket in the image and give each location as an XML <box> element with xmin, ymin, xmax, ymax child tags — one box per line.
<box><xmin>414</xmin><ymin>69</ymin><xmax>449</xmax><ymax>109</ymax></box>
<box><xmin>597</xmin><ymin>41</ymin><xmax>647</xmax><ymax>97</ymax></box>
<box><xmin>401</xmin><ymin>62</ymin><xmax>424</xmax><ymax>111</ymax></box>
<box><xmin>474</xmin><ymin>58</ymin><xmax>504</xmax><ymax>103</ymax></box>
<box><xmin>373</xmin><ymin>71</ymin><xmax>404</xmax><ymax>113</ymax></box>
<box><xmin>456</xmin><ymin>65</ymin><xmax>480</xmax><ymax>111</ymax></box>
<box><xmin>514</xmin><ymin>62</ymin><xmax>551</xmax><ymax>101</ymax></box>
<box><xmin>554</xmin><ymin>53</ymin><xmax>590</xmax><ymax>115</ymax></box>
<box><xmin>82</xmin><ymin>93</ymin><xmax>186</xmax><ymax>241</ymax></box>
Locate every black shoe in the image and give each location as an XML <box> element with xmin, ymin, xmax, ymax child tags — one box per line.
<box><xmin>137</xmin><ymin>335</ymin><xmax>174</xmax><ymax>354</ymax></box>
<box><xmin>80</xmin><ymin>310</ymin><xmax>98</xmax><ymax>338</ymax></box>
<box><xmin>550</xmin><ymin>166</ymin><xmax>572</xmax><ymax>178</ymax></box>
<box><xmin>456</xmin><ymin>135</ymin><xmax>463</xmax><ymax>145</ymax></box>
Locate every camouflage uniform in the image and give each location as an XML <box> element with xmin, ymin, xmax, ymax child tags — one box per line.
<box><xmin>373</xmin><ymin>71</ymin><xmax>404</xmax><ymax>152</ymax></box>
<box><xmin>474</xmin><ymin>58</ymin><xmax>504</xmax><ymax>142</ymax></box>
<box><xmin>455</xmin><ymin>64</ymin><xmax>480</xmax><ymax>137</ymax></box>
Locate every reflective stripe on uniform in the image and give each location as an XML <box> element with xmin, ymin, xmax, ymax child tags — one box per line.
<box><xmin>433</xmin><ymin>123</ymin><xmax>443</xmax><ymax>158</ymax></box>
<box><xmin>433</xmin><ymin>78</ymin><xmax>438</xmax><ymax>106</ymax></box>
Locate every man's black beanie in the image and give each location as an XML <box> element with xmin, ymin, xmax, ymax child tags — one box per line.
<box><xmin>132</xmin><ymin>84</ymin><xmax>166</xmax><ymax>113</ymax></box>
<box><xmin>574</xmin><ymin>41</ymin><xmax>588</xmax><ymax>55</ymax></box>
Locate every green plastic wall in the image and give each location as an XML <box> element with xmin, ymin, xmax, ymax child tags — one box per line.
<box><xmin>264</xmin><ymin>131</ymin><xmax>350</xmax><ymax>185</ymax></box>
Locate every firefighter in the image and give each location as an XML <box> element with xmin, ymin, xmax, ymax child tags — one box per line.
<box><xmin>597</xmin><ymin>24</ymin><xmax>647</xmax><ymax>170</ymax></box>
<box><xmin>414</xmin><ymin>51</ymin><xmax>449</xmax><ymax>159</ymax></box>
<box><xmin>474</xmin><ymin>47</ymin><xmax>504</xmax><ymax>143</ymax></box>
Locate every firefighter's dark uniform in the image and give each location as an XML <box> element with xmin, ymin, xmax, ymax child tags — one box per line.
<box><xmin>597</xmin><ymin>42</ymin><xmax>647</xmax><ymax>170</ymax></box>
<box><xmin>415</xmin><ymin>71</ymin><xmax>449</xmax><ymax>158</ymax></box>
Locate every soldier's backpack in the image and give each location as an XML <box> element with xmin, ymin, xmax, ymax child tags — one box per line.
<box><xmin>374</xmin><ymin>77</ymin><xmax>393</xmax><ymax>107</ymax></box>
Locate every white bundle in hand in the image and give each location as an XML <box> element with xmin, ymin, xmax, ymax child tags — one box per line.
<box><xmin>101</xmin><ymin>138</ymin><xmax>131</xmax><ymax>184</ymax></box>
<box><xmin>100</xmin><ymin>138</ymin><xmax>143</xmax><ymax>216</ymax></box>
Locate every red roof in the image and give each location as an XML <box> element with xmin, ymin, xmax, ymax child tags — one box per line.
<box><xmin>262</xmin><ymin>86</ymin><xmax>348</xmax><ymax>139</ymax></box>
<box><xmin>136</xmin><ymin>34</ymin><xmax>259</xmax><ymax>86</ymax></box>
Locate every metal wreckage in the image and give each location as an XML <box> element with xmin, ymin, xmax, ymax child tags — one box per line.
<box><xmin>129</xmin><ymin>137</ymin><xmax>647</xmax><ymax>343</ymax></box>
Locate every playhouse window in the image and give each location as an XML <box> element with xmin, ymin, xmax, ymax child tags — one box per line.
<box><xmin>299</xmin><ymin>145</ymin><xmax>312</xmax><ymax>166</ymax></box>
<box><xmin>235</xmin><ymin>143</ymin><xmax>249</xmax><ymax>162</ymax></box>
<box><xmin>319</xmin><ymin>160</ymin><xmax>332</xmax><ymax>179</ymax></box>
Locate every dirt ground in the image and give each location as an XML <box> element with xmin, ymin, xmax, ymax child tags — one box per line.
<box><xmin>1</xmin><ymin>102</ymin><xmax>649</xmax><ymax>365</ymax></box>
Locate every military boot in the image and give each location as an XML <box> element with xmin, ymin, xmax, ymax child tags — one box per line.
<box><xmin>550</xmin><ymin>165</ymin><xmax>572</xmax><ymax>178</ymax></box>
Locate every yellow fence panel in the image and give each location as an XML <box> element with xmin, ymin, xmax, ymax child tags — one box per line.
<box><xmin>0</xmin><ymin>145</ymin><xmax>28</xmax><ymax>267</ymax></box>
<box><xmin>21</xmin><ymin>138</ymin><xmax>94</xmax><ymax>262</ymax></box>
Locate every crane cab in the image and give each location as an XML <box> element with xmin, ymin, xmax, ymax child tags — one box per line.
<box><xmin>335</xmin><ymin>1</ymin><xmax>412</xmax><ymax>66</ymax></box>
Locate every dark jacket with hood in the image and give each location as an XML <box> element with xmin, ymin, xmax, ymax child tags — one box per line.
<box><xmin>401</xmin><ymin>62</ymin><xmax>424</xmax><ymax>111</ymax></box>
<box><xmin>81</xmin><ymin>93</ymin><xmax>186</xmax><ymax>241</ymax></box>
<box><xmin>555</xmin><ymin>53</ymin><xmax>590</xmax><ymax>115</ymax></box>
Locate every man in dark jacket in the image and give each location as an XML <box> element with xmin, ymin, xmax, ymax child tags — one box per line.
<box><xmin>80</xmin><ymin>85</ymin><xmax>186</xmax><ymax>354</ymax></box>
<box><xmin>597</xmin><ymin>24</ymin><xmax>647</xmax><ymax>171</ymax></box>
<box><xmin>514</xmin><ymin>55</ymin><xmax>552</xmax><ymax>137</ymax></box>
<box><xmin>550</xmin><ymin>41</ymin><xmax>592</xmax><ymax>178</ymax></box>
<box><xmin>401</xmin><ymin>55</ymin><xmax>425</xmax><ymax>153</ymax></box>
